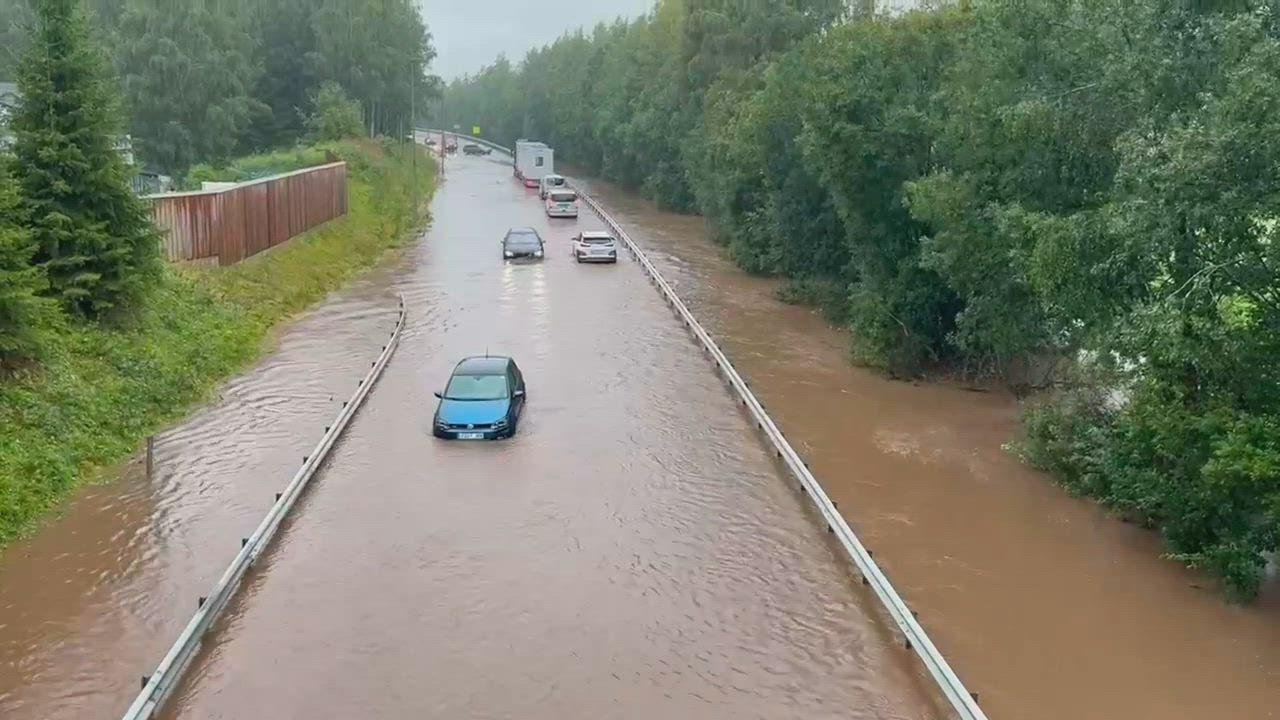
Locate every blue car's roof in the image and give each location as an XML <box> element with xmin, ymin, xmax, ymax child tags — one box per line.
<box><xmin>454</xmin><ymin>356</ymin><xmax>511</xmax><ymax>375</ymax></box>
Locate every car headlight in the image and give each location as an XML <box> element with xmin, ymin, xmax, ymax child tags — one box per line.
<box><xmin>504</xmin><ymin>251</ymin><xmax>514</xmax><ymax>258</ymax></box>
<box><xmin>533</xmin><ymin>250</ymin><xmax>543</xmax><ymax>258</ymax></box>
<box><xmin>434</xmin><ymin>417</ymin><xmax>449</xmax><ymax>429</ymax></box>
<box><xmin>493</xmin><ymin>418</ymin><xmax>509</xmax><ymax>429</ymax></box>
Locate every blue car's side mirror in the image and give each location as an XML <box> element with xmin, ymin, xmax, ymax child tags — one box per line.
<box><xmin>513</xmin><ymin>389</ymin><xmax>525</xmax><ymax>398</ymax></box>
<box><xmin>434</xmin><ymin>391</ymin><xmax>443</xmax><ymax>399</ymax></box>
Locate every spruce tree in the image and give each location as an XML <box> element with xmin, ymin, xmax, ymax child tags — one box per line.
<box><xmin>0</xmin><ymin>157</ymin><xmax>57</xmax><ymax>366</ymax></box>
<box><xmin>11</xmin><ymin>0</ymin><xmax>158</xmax><ymax>317</ymax></box>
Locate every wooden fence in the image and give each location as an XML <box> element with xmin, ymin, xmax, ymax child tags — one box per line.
<box><xmin>148</xmin><ymin>162</ymin><xmax>348</xmax><ymax>266</ymax></box>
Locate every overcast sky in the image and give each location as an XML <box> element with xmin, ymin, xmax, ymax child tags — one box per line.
<box><xmin>419</xmin><ymin>0</ymin><xmax>654</xmax><ymax>80</ymax></box>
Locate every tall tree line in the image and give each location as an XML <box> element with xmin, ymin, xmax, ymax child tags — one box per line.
<box><xmin>1</xmin><ymin>0</ymin><xmax>437</xmax><ymax>175</ymax></box>
<box><xmin>444</xmin><ymin>0</ymin><xmax>1280</xmax><ymax>599</ymax></box>
<box><xmin>3</xmin><ymin>0</ymin><xmax>157</xmax><ymax>335</ymax></box>
<box><xmin>0</xmin><ymin>0</ymin><xmax>435</xmax><ymax>369</ymax></box>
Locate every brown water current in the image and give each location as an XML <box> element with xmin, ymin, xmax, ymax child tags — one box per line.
<box><xmin>4</xmin><ymin>148</ymin><xmax>1277</xmax><ymax>720</ymax></box>
<box><xmin>142</xmin><ymin>154</ymin><xmax>935</xmax><ymax>719</ymax></box>
<box><xmin>0</xmin><ymin>271</ymin><xmax>403</xmax><ymax>719</ymax></box>
<box><xmin>577</xmin><ymin>177</ymin><xmax>1280</xmax><ymax>720</ymax></box>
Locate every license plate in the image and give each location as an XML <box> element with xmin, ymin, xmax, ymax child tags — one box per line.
<box><xmin>457</xmin><ymin>432</ymin><xmax>485</xmax><ymax>440</ymax></box>
<box><xmin>559</xmin><ymin>205</ymin><xmax>572</xmax><ymax>210</ymax></box>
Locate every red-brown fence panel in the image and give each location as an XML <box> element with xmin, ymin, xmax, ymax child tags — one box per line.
<box><xmin>147</xmin><ymin>162</ymin><xmax>348</xmax><ymax>266</ymax></box>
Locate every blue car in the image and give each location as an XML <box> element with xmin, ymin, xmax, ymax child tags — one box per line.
<box><xmin>432</xmin><ymin>356</ymin><xmax>526</xmax><ymax>440</ymax></box>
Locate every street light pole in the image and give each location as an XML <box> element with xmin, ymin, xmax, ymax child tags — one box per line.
<box><xmin>411</xmin><ymin>66</ymin><xmax>418</xmax><ymax>224</ymax></box>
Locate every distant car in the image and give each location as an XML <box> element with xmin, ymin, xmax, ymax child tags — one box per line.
<box><xmin>425</xmin><ymin>138</ymin><xmax>437</xmax><ymax>147</ymax></box>
<box><xmin>445</xmin><ymin>142</ymin><xmax>458</xmax><ymax>154</ymax></box>
<box><xmin>432</xmin><ymin>356</ymin><xmax>526</xmax><ymax>440</ymax></box>
<box><xmin>573</xmin><ymin>231</ymin><xmax>618</xmax><ymax>263</ymax></box>
<box><xmin>538</xmin><ymin>174</ymin><xmax>567</xmax><ymax>199</ymax></box>
<box><xmin>502</xmin><ymin>227</ymin><xmax>545</xmax><ymax>260</ymax></box>
<box><xmin>545</xmin><ymin>189</ymin><xmax>579</xmax><ymax>218</ymax></box>
<box><xmin>463</xmin><ymin>143</ymin><xmax>490</xmax><ymax>156</ymax></box>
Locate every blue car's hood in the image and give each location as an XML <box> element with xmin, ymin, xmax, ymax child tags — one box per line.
<box><xmin>436</xmin><ymin>398</ymin><xmax>510</xmax><ymax>425</ymax></box>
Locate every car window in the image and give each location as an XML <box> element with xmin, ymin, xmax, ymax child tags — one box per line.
<box><xmin>582</xmin><ymin>236</ymin><xmax>614</xmax><ymax>245</ymax></box>
<box><xmin>445</xmin><ymin>374</ymin><xmax>509</xmax><ymax>400</ymax></box>
<box><xmin>506</xmin><ymin>233</ymin><xmax>541</xmax><ymax>249</ymax></box>
<box><xmin>549</xmin><ymin>191</ymin><xmax>576</xmax><ymax>202</ymax></box>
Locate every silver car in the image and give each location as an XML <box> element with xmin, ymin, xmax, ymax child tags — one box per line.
<box><xmin>538</xmin><ymin>174</ymin><xmax>567</xmax><ymax>199</ymax></box>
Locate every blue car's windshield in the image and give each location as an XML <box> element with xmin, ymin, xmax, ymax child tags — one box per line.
<box><xmin>444</xmin><ymin>374</ymin><xmax>509</xmax><ymax>401</ymax></box>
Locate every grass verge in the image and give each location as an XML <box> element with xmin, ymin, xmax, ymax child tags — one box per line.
<box><xmin>0</xmin><ymin>137</ymin><xmax>433</xmax><ymax>546</ymax></box>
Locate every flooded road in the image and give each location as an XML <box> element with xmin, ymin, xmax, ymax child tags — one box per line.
<box><xmin>5</xmin><ymin>146</ymin><xmax>1276</xmax><ymax>720</ymax></box>
<box><xmin>151</xmin><ymin>155</ymin><xmax>940</xmax><ymax>718</ymax></box>
<box><xmin>578</xmin><ymin>179</ymin><xmax>1280</xmax><ymax>719</ymax></box>
<box><xmin>0</xmin><ymin>274</ymin><xmax>402</xmax><ymax>718</ymax></box>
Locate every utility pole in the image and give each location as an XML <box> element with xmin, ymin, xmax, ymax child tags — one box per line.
<box><xmin>410</xmin><ymin>66</ymin><xmax>418</xmax><ymax>224</ymax></box>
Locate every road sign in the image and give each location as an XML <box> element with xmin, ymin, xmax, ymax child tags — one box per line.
<box><xmin>472</xmin><ymin>125</ymin><xmax>481</xmax><ymax>136</ymax></box>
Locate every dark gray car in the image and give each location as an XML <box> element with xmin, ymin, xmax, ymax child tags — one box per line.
<box><xmin>502</xmin><ymin>227</ymin><xmax>545</xmax><ymax>260</ymax></box>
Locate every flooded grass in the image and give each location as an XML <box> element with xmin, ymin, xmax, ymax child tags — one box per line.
<box><xmin>0</xmin><ymin>138</ymin><xmax>434</xmax><ymax>547</ymax></box>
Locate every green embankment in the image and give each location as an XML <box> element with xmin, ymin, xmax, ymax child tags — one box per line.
<box><xmin>183</xmin><ymin>147</ymin><xmax>331</xmax><ymax>189</ymax></box>
<box><xmin>0</xmin><ymin>138</ymin><xmax>433</xmax><ymax>546</ymax></box>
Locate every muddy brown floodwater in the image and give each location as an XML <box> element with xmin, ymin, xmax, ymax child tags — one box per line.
<box><xmin>577</xmin><ymin>177</ymin><xmax>1280</xmax><ymax>719</ymax></box>
<box><xmin>0</xmin><ymin>271</ymin><xmax>403</xmax><ymax>718</ymax></box>
<box><xmin>3</xmin><ymin>147</ymin><xmax>1276</xmax><ymax>720</ymax></box>
<box><xmin>145</xmin><ymin>155</ymin><xmax>941</xmax><ymax>719</ymax></box>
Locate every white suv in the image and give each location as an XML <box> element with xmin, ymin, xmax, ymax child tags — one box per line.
<box><xmin>573</xmin><ymin>231</ymin><xmax>618</xmax><ymax>263</ymax></box>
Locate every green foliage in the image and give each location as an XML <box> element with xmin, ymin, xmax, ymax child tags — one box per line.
<box><xmin>2</xmin><ymin>0</ymin><xmax>438</xmax><ymax>174</ymax></box>
<box><xmin>776</xmin><ymin>278</ymin><xmax>849</xmax><ymax>324</ymax></box>
<box><xmin>117</xmin><ymin>0</ymin><xmax>268</xmax><ymax>175</ymax></box>
<box><xmin>448</xmin><ymin>0</ymin><xmax>1280</xmax><ymax>596</ymax></box>
<box><xmin>0</xmin><ymin>159</ymin><xmax>58</xmax><ymax>365</ymax></box>
<box><xmin>183</xmin><ymin>146</ymin><xmax>327</xmax><ymax>190</ymax></box>
<box><xmin>0</xmin><ymin>139</ymin><xmax>432</xmax><ymax>547</ymax></box>
<box><xmin>241</xmin><ymin>0</ymin><xmax>320</xmax><ymax>149</ymax></box>
<box><xmin>305</xmin><ymin>81</ymin><xmax>364</xmax><ymax>143</ymax></box>
<box><xmin>0</xmin><ymin>1</ymin><xmax>32</xmax><ymax>79</ymax></box>
<box><xmin>309</xmin><ymin>0</ymin><xmax>435</xmax><ymax>138</ymax></box>
<box><xmin>441</xmin><ymin>0</ymin><xmax>842</xmax><ymax>211</ymax></box>
<box><xmin>988</xmin><ymin>3</ymin><xmax>1280</xmax><ymax>599</ymax></box>
<box><xmin>10</xmin><ymin>0</ymin><xmax>159</xmax><ymax>317</ymax></box>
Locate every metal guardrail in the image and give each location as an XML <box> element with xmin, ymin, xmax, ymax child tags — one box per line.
<box><xmin>425</xmin><ymin>131</ymin><xmax>993</xmax><ymax>717</ymax></box>
<box><xmin>582</xmin><ymin>194</ymin><xmax>990</xmax><ymax>720</ymax></box>
<box><xmin>119</xmin><ymin>296</ymin><xmax>407</xmax><ymax>720</ymax></box>
<box><xmin>426</xmin><ymin>130</ymin><xmax>990</xmax><ymax>719</ymax></box>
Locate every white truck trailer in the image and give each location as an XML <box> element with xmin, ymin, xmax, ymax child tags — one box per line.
<box><xmin>514</xmin><ymin>140</ymin><xmax>554</xmax><ymax>188</ymax></box>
